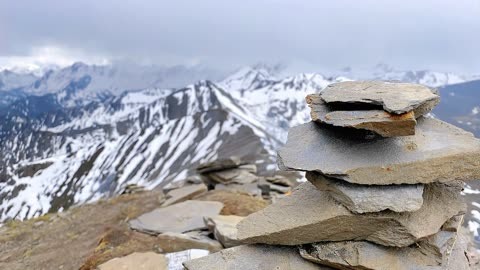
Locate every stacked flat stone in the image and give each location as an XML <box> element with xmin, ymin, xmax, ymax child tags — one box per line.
<box><xmin>184</xmin><ymin>81</ymin><xmax>480</xmax><ymax>270</ymax></box>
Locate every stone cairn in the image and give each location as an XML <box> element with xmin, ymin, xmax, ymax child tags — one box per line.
<box><xmin>184</xmin><ymin>81</ymin><xmax>480</xmax><ymax>270</ymax></box>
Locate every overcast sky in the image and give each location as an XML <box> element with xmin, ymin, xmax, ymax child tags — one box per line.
<box><xmin>1</xmin><ymin>0</ymin><xmax>479</xmax><ymax>74</ymax></box>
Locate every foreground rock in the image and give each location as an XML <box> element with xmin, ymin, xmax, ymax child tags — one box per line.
<box><xmin>129</xmin><ymin>200</ymin><xmax>224</xmax><ymax>235</ymax></box>
<box><xmin>196</xmin><ymin>157</ymin><xmax>243</xmax><ymax>174</ymax></box>
<box><xmin>278</xmin><ymin>118</ymin><xmax>480</xmax><ymax>185</ymax></box>
<box><xmin>237</xmin><ymin>182</ymin><xmax>464</xmax><ymax>247</ymax></box>
<box><xmin>156</xmin><ymin>231</ymin><xmax>223</xmax><ymax>252</ymax></box>
<box><xmin>162</xmin><ymin>184</ymin><xmax>207</xmax><ymax>206</ymax></box>
<box><xmin>204</xmin><ymin>215</ymin><xmax>244</xmax><ymax>248</ymax></box>
<box><xmin>195</xmin><ymin>190</ymin><xmax>268</xmax><ymax>216</ymax></box>
<box><xmin>299</xmin><ymin>231</ymin><xmax>467</xmax><ymax>270</ymax></box>
<box><xmin>306</xmin><ymin>172</ymin><xmax>424</xmax><ymax>213</ymax></box>
<box><xmin>320</xmin><ymin>81</ymin><xmax>440</xmax><ymax>115</ymax></box>
<box><xmin>306</xmin><ymin>93</ymin><xmax>416</xmax><ymax>137</ymax></box>
<box><xmin>98</xmin><ymin>252</ymin><xmax>167</xmax><ymax>270</ymax></box>
<box><xmin>183</xmin><ymin>244</ymin><xmax>330</xmax><ymax>270</ymax></box>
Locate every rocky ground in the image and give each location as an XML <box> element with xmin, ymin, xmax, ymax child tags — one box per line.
<box><xmin>0</xmin><ymin>158</ymin><xmax>295</xmax><ymax>269</ymax></box>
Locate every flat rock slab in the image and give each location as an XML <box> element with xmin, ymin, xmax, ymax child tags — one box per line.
<box><xmin>162</xmin><ymin>184</ymin><xmax>207</xmax><ymax>207</ymax></box>
<box><xmin>306</xmin><ymin>93</ymin><xmax>416</xmax><ymax>137</ymax></box>
<box><xmin>204</xmin><ymin>168</ymin><xmax>258</xmax><ymax>185</ymax></box>
<box><xmin>236</xmin><ymin>182</ymin><xmax>464</xmax><ymax>247</ymax></box>
<box><xmin>204</xmin><ymin>215</ymin><xmax>244</xmax><ymax>248</ymax></box>
<box><xmin>98</xmin><ymin>252</ymin><xmax>167</xmax><ymax>270</ymax></box>
<box><xmin>129</xmin><ymin>200</ymin><xmax>224</xmax><ymax>235</ymax></box>
<box><xmin>183</xmin><ymin>244</ymin><xmax>331</xmax><ymax>270</ymax></box>
<box><xmin>156</xmin><ymin>231</ymin><xmax>223</xmax><ymax>253</ymax></box>
<box><xmin>196</xmin><ymin>157</ymin><xmax>243</xmax><ymax>174</ymax></box>
<box><xmin>299</xmin><ymin>231</ymin><xmax>460</xmax><ymax>270</ymax></box>
<box><xmin>320</xmin><ymin>81</ymin><xmax>439</xmax><ymax>115</ymax></box>
<box><xmin>278</xmin><ymin>117</ymin><xmax>480</xmax><ymax>185</ymax></box>
<box><xmin>307</xmin><ymin>172</ymin><xmax>424</xmax><ymax>213</ymax></box>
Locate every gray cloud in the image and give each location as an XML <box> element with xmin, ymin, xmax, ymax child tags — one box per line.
<box><xmin>1</xmin><ymin>0</ymin><xmax>479</xmax><ymax>73</ymax></box>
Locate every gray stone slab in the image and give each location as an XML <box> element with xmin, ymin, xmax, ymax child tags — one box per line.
<box><xmin>204</xmin><ymin>215</ymin><xmax>244</xmax><ymax>248</ymax></box>
<box><xmin>299</xmin><ymin>230</ymin><xmax>459</xmax><ymax>270</ymax></box>
<box><xmin>306</xmin><ymin>93</ymin><xmax>417</xmax><ymax>137</ymax></box>
<box><xmin>236</xmin><ymin>182</ymin><xmax>465</xmax><ymax>247</ymax></box>
<box><xmin>162</xmin><ymin>184</ymin><xmax>207</xmax><ymax>207</ymax></box>
<box><xmin>129</xmin><ymin>200</ymin><xmax>224</xmax><ymax>235</ymax></box>
<box><xmin>183</xmin><ymin>244</ymin><xmax>331</xmax><ymax>270</ymax></box>
<box><xmin>319</xmin><ymin>81</ymin><xmax>439</xmax><ymax>115</ymax></box>
<box><xmin>278</xmin><ymin>117</ymin><xmax>480</xmax><ymax>185</ymax></box>
<box><xmin>307</xmin><ymin>172</ymin><xmax>424</xmax><ymax>213</ymax></box>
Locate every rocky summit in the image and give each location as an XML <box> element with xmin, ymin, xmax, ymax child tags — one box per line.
<box><xmin>183</xmin><ymin>81</ymin><xmax>479</xmax><ymax>270</ymax></box>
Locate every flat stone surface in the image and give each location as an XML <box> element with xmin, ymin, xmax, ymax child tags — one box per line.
<box><xmin>319</xmin><ymin>81</ymin><xmax>440</xmax><ymax>115</ymax></box>
<box><xmin>205</xmin><ymin>168</ymin><xmax>258</xmax><ymax>185</ymax></box>
<box><xmin>183</xmin><ymin>244</ymin><xmax>330</xmax><ymax>270</ymax></box>
<box><xmin>196</xmin><ymin>157</ymin><xmax>243</xmax><ymax>174</ymax></box>
<box><xmin>306</xmin><ymin>93</ymin><xmax>416</xmax><ymax>137</ymax></box>
<box><xmin>129</xmin><ymin>200</ymin><xmax>224</xmax><ymax>235</ymax></box>
<box><xmin>236</xmin><ymin>182</ymin><xmax>465</xmax><ymax>247</ymax></box>
<box><xmin>162</xmin><ymin>184</ymin><xmax>207</xmax><ymax>207</ymax></box>
<box><xmin>156</xmin><ymin>231</ymin><xmax>223</xmax><ymax>253</ymax></box>
<box><xmin>278</xmin><ymin>117</ymin><xmax>480</xmax><ymax>185</ymax></box>
<box><xmin>307</xmin><ymin>172</ymin><xmax>424</xmax><ymax>213</ymax></box>
<box><xmin>299</xmin><ymin>231</ymin><xmax>460</xmax><ymax>270</ymax></box>
<box><xmin>204</xmin><ymin>215</ymin><xmax>244</xmax><ymax>248</ymax></box>
<box><xmin>98</xmin><ymin>252</ymin><xmax>167</xmax><ymax>270</ymax></box>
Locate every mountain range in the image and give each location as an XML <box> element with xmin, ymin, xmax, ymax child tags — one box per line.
<box><xmin>0</xmin><ymin>62</ymin><xmax>479</xmax><ymax>223</ymax></box>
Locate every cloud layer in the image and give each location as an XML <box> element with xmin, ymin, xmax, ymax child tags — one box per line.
<box><xmin>1</xmin><ymin>0</ymin><xmax>479</xmax><ymax>73</ymax></box>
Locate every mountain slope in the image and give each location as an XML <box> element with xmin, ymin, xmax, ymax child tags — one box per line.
<box><xmin>433</xmin><ymin>79</ymin><xmax>480</xmax><ymax>137</ymax></box>
<box><xmin>0</xmin><ymin>81</ymin><xmax>275</xmax><ymax>221</ymax></box>
<box><xmin>221</xmin><ymin>68</ymin><xmax>348</xmax><ymax>143</ymax></box>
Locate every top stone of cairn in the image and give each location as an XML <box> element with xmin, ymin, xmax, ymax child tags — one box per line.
<box><xmin>320</xmin><ymin>81</ymin><xmax>440</xmax><ymax>115</ymax></box>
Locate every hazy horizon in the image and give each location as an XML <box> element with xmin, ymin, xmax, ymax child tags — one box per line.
<box><xmin>1</xmin><ymin>0</ymin><xmax>480</xmax><ymax>74</ymax></box>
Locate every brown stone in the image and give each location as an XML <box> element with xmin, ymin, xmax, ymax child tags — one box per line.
<box><xmin>236</xmin><ymin>182</ymin><xmax>465</xmax><ymax>247</ymax></box>
<box><xmin>306</xmin><ymin>93</ymin><xmax>416</xmax><ymax>137</ymax></box>
<box><xmin>195</xmin><ymin>190</ymin><xmax>269</xmax><ymax>216</ymax></box>
<box><xmin>98</xmin><ymin>252</ymin><xmax>167</xmax><ymax>270</ymax></box>
<box><xmin>319</xmin><ymin>81</ymin><xmax>439</xmax><ymax>115</ymax></box>
<box><xmin>183</xmin><ymin>245</ymin><xmax>331</xmax><ymax>270</ymax></box>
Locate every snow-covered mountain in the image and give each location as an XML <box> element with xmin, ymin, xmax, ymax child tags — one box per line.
<box><xmin>221</xmin><ymin>68</ymin><xmax>349</xmax><ymax>143</ymax></box>
<box><xmin>0</xmin><ymin>62</ymin><xmax>224</xmax><ymax>109</ymax></box>
<box><xmin>0</xmin><ymin>80</ymin><xmax>275</xmax><ymax>220</ymax></box>
<box><xmin>1</xmin><ymin>62</ymin><xmax>479</xmax><ymax>223</ymax></box>
<box><xmin>337</xmin><ymin>63</ymin><xmax>478</xmax><ymax>88</ymax></box>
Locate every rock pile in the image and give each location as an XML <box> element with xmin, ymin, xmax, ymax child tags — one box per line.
<box><xmin>185</xmin><ymin>81</ymin><xmax>480</xmax><ymax>270</ymax></box>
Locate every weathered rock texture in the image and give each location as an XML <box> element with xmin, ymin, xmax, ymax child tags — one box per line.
<box><xmin>162</xmin><ymin>184</ymin><xmax>207</xmax><ymax>206</ymax></box>
<box><xmin>298</xmin><ymin>231</ymin><xmax>465</xmax><ymax>270</ymax></box>
<box><xmin>306</xmin><ymin>172</ymin><xmax>424</xmax><ymax>213</ymax></box>
<box><xmin>306</xmin><ymin>93</ymin><xmax>416</xmax><ymax>137</ymax></box>
<box><xmin>278</xmin><ymin>118</ymin><xmax>480</xmax><ymax>185</ymax></box>
<box><xmin>129</xmin><ymin>200</ymin><xmax>223</xmax><ymax>235</ymax></box>
<box><xmin>183</xmin><ymin>244</ymin><xmax>330</xmax><ymax>270</ymax></box>
<box><xmin>236</xmin><ymin>182</ymin><xmax>465</xmax><ymax>247</ymax></box>
<box><xmin>98</xmin><ymin>252</ymin><xmax>167</xmax><ymax>270</ymax></box>
<box><xmin>320</xmin><ymin>81</ymin><xmax>440</xmax><ymax>115</ymax></box>
<box><xmin>156</xmin><ymin>231</ymin><xmax>223</xmax><ymax>252</ymax></box>
<box><xmin>204</xmin><ymin>215</ymin><xmax>244</xmax><ymax>248</ymax></box>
